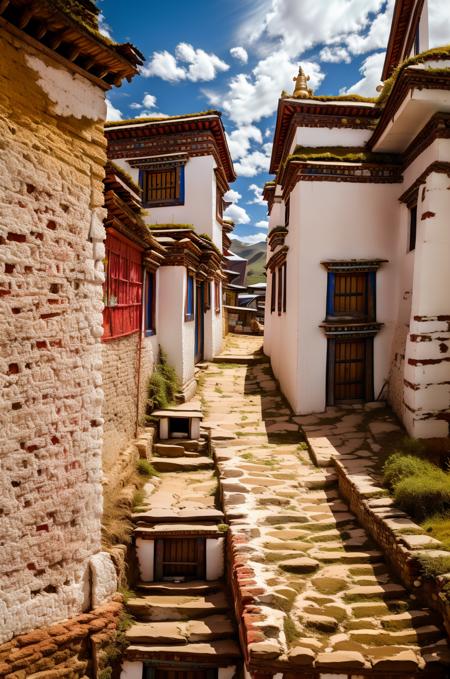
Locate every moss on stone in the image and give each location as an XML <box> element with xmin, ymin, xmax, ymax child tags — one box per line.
<box><xmin>288</xmin><ymin>146</ymin><xmax>401</xmax><ymax>165</ymax></box>
<box><xmin>105</xmin><ymin>110</ymin><xmax>221</xmax><ymax>127</ymax></box>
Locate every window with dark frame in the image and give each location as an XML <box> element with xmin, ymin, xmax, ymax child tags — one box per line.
<box><xmin>141</xmin><ymin>166</ymin><xmax>184</xmax><ymax>207</ymax></box>
<box><xmin>103</xmin><ymin>231</ymin><xmax>143</xmax><ymax>340</ymax></box>
<box><xmin>409</xmin><ymin>204</ymin><xmax>417</xmax><ymax>252</ymax></box>
<box><xmin>145</xmin><ymin>270</ymin><xmax>156</xmax><ymax>336</ymax></box>
<box><xmin>185</xmin><ymin>272</ymin><xmax>194</xmax><ymax>321</ymax></box>
<box><xmin>277</xmin><ymin>266</ymin><xmax>283</xmax><ymax>315</ymax></box>
<box><xmin>284</xmin><ymin>197</ymin><xmax>290</xmax><ymax>227</ymax></box>
<box><xmin>270</xmin><ymin>269</ymin><xmax>276</xmax><ymax>313</ymax></box>
<box><xmin>214</xmin><ymin>279</ymin><xmax>221</xmax><ymax>314</ymax></box>
<box><xmin>204</xmin><ymin>280</ymin><xmax>211</xmax><ymax>311</ymax></box>
<box><xmin>326</xmin><ymin>271</ymin><xmax>376</xmax><ymax>322</ymax></box>
<box><xmin>282</xmin><ymin>262</ymin><xmax>287</xmax><ymax>313</ymax></box>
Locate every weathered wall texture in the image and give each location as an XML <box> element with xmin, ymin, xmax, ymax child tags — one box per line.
<box><xmin>102</xmin><ymin>333</ymin><xmax>157</xmax><ymax>469</ymax></box>
<box><xmin>0</xmin><ymin>29</ymin><xmax>113</xmax><ymax>643</ymax></box>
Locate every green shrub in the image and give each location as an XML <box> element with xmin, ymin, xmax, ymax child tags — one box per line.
<box><xmin>383</xmin><ymin>453</ymin><xmax>437</xmax><ymax>490</ymax></box>
<box><xmin>136</xmin><ymin>459</ymin><xmax>159</xmax><ymax>478</ymax></box>
<box><xmin>393</xmin><ymin>471</ymin><xmax>450</xmax><ymax>522</ymax></box>
<box><xmin>148</xmin><ymin>348</ymin><xmax>180</xmax><ymax>411</ymax></box>
<box><xmin>417</xmin><ymin>554</ymin><xmax>450</xmax><ymax>578</ymax></box>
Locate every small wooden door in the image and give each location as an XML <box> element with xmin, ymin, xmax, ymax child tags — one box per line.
<box><xmin>154</xmin><ymin>537</ymin><xmax>206</xmax><ymax>580</ymax></box>
<box><xmin>327</xmin><ymin>338</ymin><xmax>373</xmax><ymax>405</ymax></box>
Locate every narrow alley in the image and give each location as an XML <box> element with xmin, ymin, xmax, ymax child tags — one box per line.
<box><xmin>195</xmin><ymin>334</ymin><xmax>450</xmax><ymax>676</ymax></box>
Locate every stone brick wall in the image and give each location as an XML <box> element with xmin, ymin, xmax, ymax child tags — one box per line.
<box><xmin>0</xmin><ymin>596</ymin><xmax>123</xmax><ymax>679</ymax></box>
<box><xmin>102</xmin><ymin>334</ymin><xmax>156</xmax><ymax>470</ymax></box>
<box><xmin>0</xmin><ymin>29</ymin><xmax>114</xmax><ymax>643</ymax></box>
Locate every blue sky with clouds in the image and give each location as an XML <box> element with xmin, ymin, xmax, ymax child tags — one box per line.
<box><xmin>100</xmin><ymin>0</ymin><xmax>449</xmax><ymax>244</ymax></box>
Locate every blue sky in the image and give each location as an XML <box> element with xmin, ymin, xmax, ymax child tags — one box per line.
<box><xmin>100</xmin><ymin>0</ymin><xmax>448</xmax><ymax>244</ymax></box>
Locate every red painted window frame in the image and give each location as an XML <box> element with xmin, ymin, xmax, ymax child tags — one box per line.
<box><xmin>103</xmin><ymin>229</ymin><xmax>143</xmax><ymax>341</ymax></box>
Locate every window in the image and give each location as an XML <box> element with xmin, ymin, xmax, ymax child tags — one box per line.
<box><xmin>141</xmin><ymin>166</ymin><xmax>184</xmax><ymax>207</ymax></box>
<box><xmin>270</xmin><ymin>270</ymin><xmax>276</xmax><ymax>313</ymax></box>
<box><xmin>185</xmin><ymin>272</ymin><xmax>194</xmax><ymax>321</ymax></box>
<box><xmin>214</xmin><ymin>279</ymin><xmax>221</xmax><ymax>314</ymax></box>
<box><xmin>326</xmin><ymin>271</ymin><xmax>376</xmax><ymax>322</ymax></box>
<box><xmin>103</xmin><ymin>232</ymin><xmax>143</xmax><ymax>340</ymax></box>
<box><xmin>409</xmin><ymin>204</ymin><xmax>417</xmax><ymax>252</ymax></box>
<box><xmin>277</xmin><ymin>267</ymin><xmax>283</xmax><ymax>315</ymax></box>
<box><xmin>285</xmin><ymin>197</ymin><xmax>290</xmax><ymax>227</ymax></box>
<box><xmin>283</xmin><ymin>262</ymin><xmax>287</xmax><ymax>313</ymax></box>
<box><xmin>145</xmin><ymin>270</ymin><xmax>156</xmax><ymax>336</ymax></box>
<box><xmin>204</xmin><ymin>280</ymin><xmax>211</xmax><ymax>311</ymax></box>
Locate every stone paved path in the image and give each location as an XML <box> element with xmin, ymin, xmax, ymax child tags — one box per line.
<box><xmin>199</xmin><ymin>334</ymin><xmax>450</xmax><ymax>675</ymax></box>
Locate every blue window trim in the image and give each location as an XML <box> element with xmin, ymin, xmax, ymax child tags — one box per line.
<box><xmin>326</xmin><ymin>270</ymin><xmax>376</xmax><ymax>322</ymax></box>
<box><xmin>185</xmin><ymin>272</ymin><xmax>194</xmax><ymax>322</ymax></box>
<box><xmin>144</xmin><ymin>270</ymin><xmax>156</xmax><ymax>336</ymax></box>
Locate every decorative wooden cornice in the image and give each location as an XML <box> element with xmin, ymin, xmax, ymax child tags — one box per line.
<box><xmin>152</xmin><ymin>228</ymin><xmax>223</xmax><ymax>278</ymax></box>
<box><xmin>399</xmin><ymin>161</ymin><xmax>450</xmax><ymax>206</ymax></box>
<box><xmin>369</xmin><ymin>68</ymin><xmax>450</xmax><ymax>150</ymax></box>
<box><xmin>268</xmin><ymin>226</ymin><xmax>288</xmax><ymax>252</ymax></box>
<box><xmin>105</xmin><ymin>113</ymin><xmax>235</xmax><ymax>183</ymax></box>
<box><xmin>263</xmin><ymin>183</ymin><xmax>276</xmax><ymax>213</ymax></box>
<box><xmin>270</xmin><ymin>98</ymin><xmax>379</xmax><ymax>175</ymax></box>
<box><xmin>382</xmin><ymin>0</ymin><xmax>425</xmax><ymax>80</ymax></box>
<box><xmin>403</xmin><ymin>112</ymin><xmax>450</xmax><ymax>169</ymax></box>
<box><xmin>266</xmin><ymin>246</ymin><xmax>288</xmax><ymax>272</ymax></box>
<box><xmin>281</xmin><ymin>158</ymin><xmax>402</xmax><ymax>199</ymax></box>
<box><xmin>321</xmin><ymin>259</ymin><xmax>388</xmax><ymax>273</ymax></box>
<box><xmin>128</xmin><ymin>153</ymin><xmax>188</xmax><ymax>172</ymax></box>
<box><xmin>320</xmin><ymin>321</ymin><xmax>383</xmax><ymax>338</ymax></box>
<box><xmin>0</xmin><ymin>0</ymin><xmax>143</xmax><ymax>89</ymax></box>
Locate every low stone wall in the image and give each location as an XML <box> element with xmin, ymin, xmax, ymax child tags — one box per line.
<box><xmin>0</xmin><ymin>596</ymin><xmax>123</xmax><ymax>679</ymax></box>
<box><xmin>335</xmin><ymin>459</ymin><xmax>450</xmax><ymax>639</ymax></box>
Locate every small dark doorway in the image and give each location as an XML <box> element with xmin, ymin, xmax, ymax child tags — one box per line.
<box><xmin>154</xmin><ymin>537</ymin><xmax>206</xmax><ymax>580</ymax></box>
<box><xmin>169</xmin><ymin>417</ymin><xmax>190</xmax><ymax>438</ymax></box>
<box><xmin>144</xmin><ymin>669</ymin><xmax>217</xmax><ymax>679</ymax></box>
<box><xmin>327</xmin><ymin>337</ymin><xmax>373</xmax><ymax>405</ymax></box>
<box><xmin>195</xmin><ymin>282</ymin><xmax>205</xmax><ymax>363</ymax></box>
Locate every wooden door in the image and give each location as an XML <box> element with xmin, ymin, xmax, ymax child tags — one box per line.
<box><xmin>334</xmin><ymin>339</ymin><xmax>366</xmax><ymax>402</ymax></box>
<box><xmin>154</xmin><ymin>538</ymin><xmax>205</xmax><ymax>580</ymax></box>
<box><xmin>195</xmin><ymin>283</ymin><xmax>204</xmax><ymax>363</ymax></box>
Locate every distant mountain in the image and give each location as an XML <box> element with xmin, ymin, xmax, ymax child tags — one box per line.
<box><xmin>230</xmin><ymin>239</ymin><xmax>267</xmax><ymax>285</ymax></box>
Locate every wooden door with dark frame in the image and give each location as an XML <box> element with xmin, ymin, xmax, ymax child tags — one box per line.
<box><xmin>154</xmin><ymin>537</ymin><xmax>206</xmax><ymax>580</ymax></box>
<box><xmin>195</xmin><ymin>282</ymin><xmax>205</xmax><ymax>363</ymax></box>
<box><xmin>327</xmin><ymin>337</ymin><xmax>374</xmax><ymax>405</ymax></box>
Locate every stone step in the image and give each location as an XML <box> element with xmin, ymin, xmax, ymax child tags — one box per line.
<box><xmin>151</xmin><ymin>457</ymin><xmax>214</xmax><ymax>473</ymax></box>
<box><xmin>213</xmin><ymin>355</ymin><xmax>266</xmax><ymax>365</ymax></box>
<box><xmin>343</xmin><ymin>583</ymin><xmax>408</xmax><ymax>602</ymax></box>
<box><xmin>125</xmin><ymin>614</ymin><xmax>235</xmax><ymax>644</ymax></box>
<box><xmin>157</xmin><ymin>438</ymin><xmax>208</xmax><ymax>453</ymax></box>
<box><xmin>310</xmin><ymin>549</ymin><xmax>384</xmax><ymax>564</ymax></box>
<box><xmin>127</xmin><ymin>591</ymin><xmax>230</xmax><ymax>621</ymax></box>
<box><xmin>153</xmin><ymin>443</ymin><xmax>201</xmax><ymax>458</ymax></box>
<box><xmin>132</xmin><ymin>508</ymin><xmax>225</xmax><ymax>525</ymax></box>
<box><xmin>126</xmin><ymin>639</ymin><xmax>241</xmax><ymax>662</ymax></box>
<box><xmin>136</xmin><ymin>580</ymin><xmax>223</xmax><ymax>596</ymax></box>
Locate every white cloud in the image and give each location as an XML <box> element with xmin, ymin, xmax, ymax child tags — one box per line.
<box><xmin>264</xmin><ymin>127</ymin><xmax>273</xmax><ymax>138</ymax></box>
<box><xmin>346</xmin><ymin>0</ymin><xmax>394</xmax><ymax>54</ymax></box>
<box><xmin>130</xmin><ymin>93</ymin><xmax>157</xmax><ymax>110</ymax></box>
<box><xmin>230</xmin><ymin>46</ymin><xmax>249</xmax><ymax>64</ymax></box>
<box><xmin>206</xmin><ymin>52</ymin><xmax>324</xmax><ymax>125</ymax></box>
<box><xmin>231</xmin><ymin>232</ymin><xmax>267</xmax><ymax>245</ymax></box>
<box><xmin>106</xmin><ymin>98</ymin><xmax>122</xmax><ymax>121</ymax></box>
<box><xmin>98</xmin><ymin>12</ymin><xmax>113</xmax><ymax>40</ymax></box>
<box><xmin>234</xmin><ymin>142</ymin><xmax>273</xmax><ymax>178</ymax></box>
<box><xmin>345</xmin><ymin>51</ymin><xmax>385</xmax><ymax>96</ymax></box>
<box><xmin>226</xmin><ymin>125</ymin><xmax>263</xmax><ymax>160</ymax></box>
<box><xmin>242</xmin><ymin>0</ymin><xmax>385</xmax><ymax>57</ymax></box>
<box><xmin>141</xmin><ymin>43</ymin><xmax>229</xmax><ymax>82</ymax></box>
<box><xmin>248</xmin><ymin>183</ymin><xmax>265</xmax><ymax>205</ymax></box>
<box><xmin>319</xmin><ymin>46</ymin><xmax>351</xmax><ymax>63</ymax></box>
<box><xmin>255</xmin><ymin>220</ymin><xmax>269</xmax><ymax>229</ymax></box>
<box><xmin>224</xmin><ymin>203</ymin><xmax>251</xmax><ymax>224</ymax></box>
<box><xmin>224</xmin><ymin>189</ymin><xmax>242</xmax><ymax>203</ymax></box>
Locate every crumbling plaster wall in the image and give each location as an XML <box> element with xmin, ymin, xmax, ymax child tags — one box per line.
<box><xmin>0</xmin><ymin>29</ymin><xmax>115</xmax><ymax>643</ymax></box>
<box><xmin>102</xmin><ymin>332</ymin><xmax>157</xmax><ymax>469</ymax></box>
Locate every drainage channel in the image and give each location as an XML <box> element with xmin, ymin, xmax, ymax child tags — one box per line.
<box><xmin>120</xmin><ymin>406</ymin><xmax>242</xmax><ymax>679</ymax></box>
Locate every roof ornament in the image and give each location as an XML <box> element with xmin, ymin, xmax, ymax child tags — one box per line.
<box><xmin>293</xmin><ymin>65</ymin><xmax>313</xmax><ymax>98</ymax></box>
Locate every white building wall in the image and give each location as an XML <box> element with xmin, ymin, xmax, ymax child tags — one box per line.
<box><xmin>267</xmin><ymin>180</ymin><xmax>400</xmax><ymax>415</ymax></box>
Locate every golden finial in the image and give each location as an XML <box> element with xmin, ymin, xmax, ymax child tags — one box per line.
<box><xmin>293</xmin><ymin>65</ymin><xmax>313</xmax><ymax>98</ymax></box>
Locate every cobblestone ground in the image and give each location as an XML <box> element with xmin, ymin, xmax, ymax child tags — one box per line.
<box><xmin>199</xmin><ymin>334</ymin><xmax>450</xmax><ymax>674</ymax></box>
